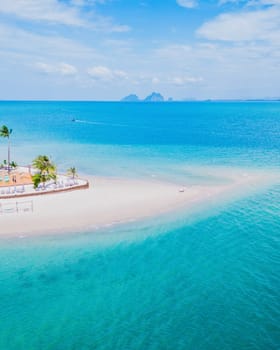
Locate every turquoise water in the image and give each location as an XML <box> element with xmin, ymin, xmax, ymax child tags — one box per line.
<box><xmin>0</xmin><ymin>101</ymin><xmax>280</xmax><ymax>349</ymax></box>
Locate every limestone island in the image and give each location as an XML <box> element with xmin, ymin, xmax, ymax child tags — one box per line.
<box><xmin>121</xmin><ymin>92</ymin><xmax>165</xmax><ymax>102</ymax></box>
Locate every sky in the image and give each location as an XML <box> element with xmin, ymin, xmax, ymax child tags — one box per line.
<box><xmin>0</xmin><ymin>0</ymin><xmax>279</xmax><ymax>100</ymax></box>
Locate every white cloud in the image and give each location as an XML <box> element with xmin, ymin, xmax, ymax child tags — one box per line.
<box><xmin>147</xmin><ymin>72</ymin><xmax>203</xmax><ymax>86</ymax></box>
<box><xmin>170</xmin><ymin>76</ymin><xmax>203</xmax><ymax>85</ymax></box>
<box><xmin>155</xmin><ymin>39</ymin><xmax>280</xmax><ymax>98</ymax></box>
<box><xmin>176</xmin><ymin>0</ymin><xmax>198</xmax><ymax>8</ymax></box>
<box><xmin>0</xmin><ymin>0</ymin><xmax>87</xmax><ymax>27</ymax></box>
<box><xmin>0</xmin><ymin>24</ymin><xmax>99</xmax><ymax>60</ymax></box>
<box><xmin>197</xmin><ymin>6</ymin><xmax>280</xmax><ymax>42</ymax></box>
<box><xmin>152</xmin><ymin>77</ymin><xmax>160</xmax><ymax>84</ymax></box>
<box><xmin>93</xmin><ymin>19</ymin><xmax>130</xmax><ymax>33</ymax></box>
<box><xmin>219</xmin><ymin>0</ymin><xmax>280</xmax><ymax>5</ymax></box>
<box><xmin>35</xmin><ymin>62</ymin><xmax>55</xmax><ymax>74</ymax></box>
<box><xmin>0</xmin><ymin>0</ymin><xmax>130</xmax><ymax>32</ymax></box>
<box><xmin>1</xmin><ymin>1</ymin><xmax>279</xmax><ymax>100</ymax></box>
<box><xmin>87</xmin><ymin>66</ymin><xmax>128</xmax><ymax>81</ymax></box>
<box><xmin>35</xmin><ymin>62</ymin><xmax>77</xmax><ymax>75</ymax></box>
<box><xmin>58</xmin><ymin>63</ymin><xmax>78</xmax><ymax>75</ymax></box>
<box><xmin>71</xmin><ymin>0</ymin><xmax>108</xmax><ymax>5</ymax></box>
<box><xmin>261</xmin><ymin>0</ymin><xmax>280</xmax><ymax>4</ymax></box>
<box><xmin>114</xmin><ymin>70</ymin><xmax>128</xmax><ymax>79</ymax></box>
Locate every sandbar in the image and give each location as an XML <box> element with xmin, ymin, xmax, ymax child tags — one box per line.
<box><xmin>0</xmin><ymin>169</ymin><xmax>275</xmax><ymax>237</ymax></box>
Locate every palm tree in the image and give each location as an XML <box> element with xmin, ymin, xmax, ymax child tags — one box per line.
<box><xmin>10</xmin><ymin>161</ymin><xmax>17</xmax><ymax>170</ymax></box>
<box><xmin>32</xmin><ymin>155</ymin><xmax>57</xmax><ymax>189</ymax></box>
<box><xmin>0</xmin><ymin>125</ymin><xmax>12</xmax><ymax>172</ymax></box>
<box><xmin>67</xmin><ymin>167</ymin><xmax>78</xmax><ymax>180</ymax></box>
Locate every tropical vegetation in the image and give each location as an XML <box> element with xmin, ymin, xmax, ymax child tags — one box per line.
<box><xmin>32</xmin><ymin>155</ymin><xmax>57</xmax><ymax>189</ymax></box>
<box><xmin>10</xmin><ymin>161</ymin><xmax>17</xmax><ymax>170</ymax></box>
<box><xmin>0</xmin><ymin>125</ymin><xmax>13</xmax><ymax>172</ymax></box>
<box><xmin>67</xmin><ymin>167</ymin><xmax>78</xmax><ymax>179</ymax></box>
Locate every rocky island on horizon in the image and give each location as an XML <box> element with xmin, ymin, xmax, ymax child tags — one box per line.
<box><xmin>121</xmin><ymin>94</ymin><xmax>140</xmax><ymax>102</ymax></box>
<box><xmin>121</xmin><ymin>92</ymin><xmax>165</xmax><ymax>102</ymax></box>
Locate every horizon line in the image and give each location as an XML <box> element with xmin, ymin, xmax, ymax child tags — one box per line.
<box><xmin>1</xmin><ymin>98</ymin><xmax>280</xmax><ymax>103</ymax></box>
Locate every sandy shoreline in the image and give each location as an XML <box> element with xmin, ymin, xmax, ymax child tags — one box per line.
<box><xmin>0</xmin><ymin>170</ymin><xmax>276</xmax><ymax>237</ymax></box>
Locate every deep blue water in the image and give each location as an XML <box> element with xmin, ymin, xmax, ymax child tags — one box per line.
<box><xmin>0</xmin><ymin>101</ymin><xmax>280</xmax><ymax>349</ymax></box>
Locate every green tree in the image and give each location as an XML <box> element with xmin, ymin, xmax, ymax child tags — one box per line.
<box><xmin>0</xmin><ymin>125</ymin><xmax>12</xmax><ymax>172</ymax></box>
<box><xmin>10</xmin><ymin>161</ymin><xmax>17</xmax><ymax>170</ymax></box>
<box><xmin>32</xmin><ymin>155</ymin><xmax>57</xmax><ymax>189</ymax></box>
<box><xmin>67</xmin><ymin>167</ymin><xmax>78</xmax><ymax>179</ymax></box>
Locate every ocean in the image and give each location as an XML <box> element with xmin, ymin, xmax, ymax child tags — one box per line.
<box><xmin>0</xmin><ymin>101</ymin><xmax>279</xmax><ymax>349</ymax></box>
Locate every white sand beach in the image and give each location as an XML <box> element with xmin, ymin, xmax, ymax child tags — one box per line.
<box><xmin>0</xmin><ymin>168</ymin><xmax>274</xmax><ymax>237</ymax></box>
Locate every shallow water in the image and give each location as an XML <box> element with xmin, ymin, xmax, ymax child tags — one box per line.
<box><xmin>0</xmin><ymin>101</ymin><xmax>280</xmax><ymax>349</ymax></box>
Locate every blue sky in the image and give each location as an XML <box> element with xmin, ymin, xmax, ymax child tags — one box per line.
<box><xmin>0</xmin><ymin>0</ymin><xmax>279</xmax><ymax>100</ymax></box>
